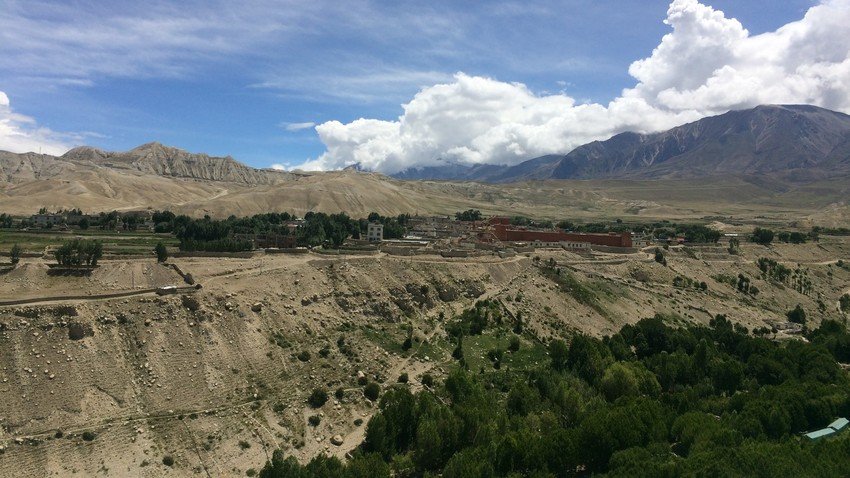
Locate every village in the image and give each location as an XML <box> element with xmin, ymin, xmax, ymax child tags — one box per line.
<box><xmin>11</xmin><ymin>208</ymin><xmax>741</xmax><ymax>261</ymax></box>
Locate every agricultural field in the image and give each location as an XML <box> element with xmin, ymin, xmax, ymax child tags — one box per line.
<box><xmin>0</xmin><ymin>228</ymin><xmax>179</xmax><ymax>257</ymax></box>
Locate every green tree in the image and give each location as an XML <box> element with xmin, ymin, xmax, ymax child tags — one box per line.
<box><xmin>786</xmin><ymin>304</ymin><xmax>806</xmax><ymax>325</ymax></box>
<box><xmin>155</xmin><ymin>242</ymin><xmax>168</xmax><ymax>262</ymax></box>
<box><xmin>548</xmin><ymin>339</ymin><xmax>570</xmax><ymax>372</ymax></box>
<box><xmin>307</xmin><ymin>388</ymin><xmax>329</xmax><ymax>408</ymax></box>
<box><xmin>654</xmin><ymin>247</ymin><xmax>666</xmax><ymax>266</ymax></box>
<box><xmin>9</xmin><ymin>243</ymin><xmax>22</xmax><ymax>265</ymax></box>
<box><xmin>452</xmin><ymin>334</ymin><xmax>465</xmax><ymax>361</ymax></box>
<box><xmin>711</xmin><ymin>359</ymin><xmax>743</xmax><ymax>395</ymax></box>
<box><xmin>600</xmin><ymin>362</ymin><xmax>639</xmax><ymax>401</ymax></box>
<box><xmin>751</xmin><ymin>227</ymin><xmax>775</xmax><ymax>246</ymax></box>
<box><xmin>789</xmin><ymin>231</ymin><xmax>807</xmax><ymax>244</ymax></box>
<box><xmin>727</xmin><ymin>237</ymin><xmax>740</xmax><ymax>254</ymax></box>
<box><xmin>414</xmin><ymin>419</ymin><xmax>442</xmax><ymax>471</ymax></box>
<box><xmin>567</xmin><ymin>334</ymin><xmax>613</xmax><ymax>384</ymax></box>
<box><xmin>345</xmin><ymin>453</ymin><xmax>390</xmax><ymax>478</ymax></box>
<box><xmin>442</xmin><ymin>448</ymin><xmax>494</xmax><ymax>478</ymax></box>
<box><xmin>364</xmin><ymin>382</ymin><xmax>381</xmax><ymax>401</ymax></box>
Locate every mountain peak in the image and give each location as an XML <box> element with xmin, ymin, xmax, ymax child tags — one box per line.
<box><xmin>130</xmin><ymin>141</ymin><xmax>164</xmax><ymax>151</ymax></box>
<box><xmin>392</xmin><ymin>104</ymin><xmax>850</xmax><ymax>183</ymax></box>
<box><xmin>61</xmin><ymin>145</ymin><xmax>107</xmax><ymax>162</ymax></box>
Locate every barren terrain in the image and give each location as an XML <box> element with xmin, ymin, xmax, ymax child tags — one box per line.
<box><xmin>0</xmin><ymin>236</ymin><xmax>848</xmax><ymax>476</ymax></box>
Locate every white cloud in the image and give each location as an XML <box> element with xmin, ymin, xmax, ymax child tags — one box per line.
<box><xmin>281</xmin><ymin>122</ymin><xmax>317</xmax><ymax>132</ymax></box>
<box><xmin>302</xmin><ymin>0</ymin><xmax>850</xmax><ymax>173</ymax></box>
<box><xmin>0</xmin><ymin>90</ymin><xmax>73</xmax><ymax>155</ymax></box>
<box><xmin>270</xmin><ymin>163</ymin><xmax>289</xmax><ymax>171</ymax></box>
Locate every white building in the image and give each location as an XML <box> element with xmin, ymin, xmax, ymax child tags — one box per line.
<box><xmin>366</xmin><ymin>222</ymin><xmax>384</xmax><ymax>242</ymax></box>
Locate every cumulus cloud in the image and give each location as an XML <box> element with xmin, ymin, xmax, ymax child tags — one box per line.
<box><xmin>0</xmin><ymin>90</ymin><xmax>73</xmax><ymax>155</ymax></box>
<box><xmin>302</xmin><ymin>0</ymin><xmax>850</xmax><ymax>173</ymax></box>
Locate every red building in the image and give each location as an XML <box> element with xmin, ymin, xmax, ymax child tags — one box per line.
<box><xmin>491</xmin><ymin>224</ymin><xmax>632</xmax><ymax>248</ymax></box>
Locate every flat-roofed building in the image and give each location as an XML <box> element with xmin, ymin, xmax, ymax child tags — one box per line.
<box><xmin>804</xmin><ymin>428</ymin><xmax>835</xmax><ymax>441</ymax></box>
<box><xmin>31</xmin><ymin>214</ymin><xmax>65</xmax><ymax>228</ymax></box>
<box><xmin>366</xmin><ymin>222</ymin><xmax>384</xmax><ymax>242</ymax></box>
<box><xmin>829</xmin><ymin>417</ymin><xmax>849</xmax><ymax>432</ymax></box>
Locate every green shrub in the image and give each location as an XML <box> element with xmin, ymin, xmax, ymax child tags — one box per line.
<box><xmin>508</xmin><ymin>336</ymin><xmax>521</xmax><ymax>352</ymax></box>
<box><xmin>307</xmin><ymin>388</ymin><xmax>329</xmax><ymax>408</ymax></box>
<box><xmin>364</xmin><ymin>382</ymin><xmax>380</xmax><ymax>401</ymax></box>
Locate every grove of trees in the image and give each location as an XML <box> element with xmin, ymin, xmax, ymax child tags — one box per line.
<box><xmin>455</xmin><ymin>209</ymin><xmax>482</xmax><ymax>222</ymax></box>
<box><xmin>259</xmin><ymin>311</ymin><xmax>850</xmax><ymax>477</ymax></box>
<box><xmin>148</xmin><ymin>210</ymin><xmax>410</xmax><ymax>251</ymax></box>
<box><xmin>53</xmin><ymin>239</ymin><xmax>103</xmax><ymax>267</ymax></box>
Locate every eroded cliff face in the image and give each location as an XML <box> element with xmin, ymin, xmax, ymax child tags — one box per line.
<box><xmin>62</xmin><ymin>142</ymin><xmax>287</xmax><ymax>185</ymax></box>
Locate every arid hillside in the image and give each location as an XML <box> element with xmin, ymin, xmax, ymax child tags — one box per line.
<box><xmin>0</xmin><ymin>237</ymin><xmax>848</xmax><ymax>476</ymax></box>
<box><xmin>3</xmin><ymin>144</ymin><xmax>850</xmax><ymax>225</ymax></box>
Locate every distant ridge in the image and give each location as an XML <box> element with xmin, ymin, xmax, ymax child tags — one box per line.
<box><xmin>61</xmin><ymin>142</ymin><xmax>283</xmax><ymax>185</ymax></box>
<box><xmin>392</xmin><ymin>105</ymin><xmax>850</xmax><ymax>183</ymax></box>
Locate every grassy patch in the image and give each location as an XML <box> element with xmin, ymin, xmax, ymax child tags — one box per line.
<box><xmin>360</xmin><ymin>324</ymin><xmax>405</xmax><ymax>355</ymax></box>
<box><xmin>539</xmin><ymin>265</ymin><xmax>607</xmax><ymax>316</ymax></box>
<box><xmin>460</xmin><ymin>331</ymin><xmax>548</xmax><ymax>372</ymax></box>
<box><xmin>0</xmin><ymin>229</ymin><xmax>178</xmax><ymax>255</ymax></box>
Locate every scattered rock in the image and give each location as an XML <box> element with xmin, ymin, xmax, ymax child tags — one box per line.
<box><xmin>330</xmin><ymin>435</ymin><xmax>344</xmax><ymax>446</ymax></box>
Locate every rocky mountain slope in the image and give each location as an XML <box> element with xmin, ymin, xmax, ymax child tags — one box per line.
<box><xmin>1</xmin><ymin>142</ymin><xmax>288</xmax><ymax>186</ymax></box>
<box><xmin>393</xmin><ymin>105</ymin><xmax>850</xmax><ymax>183</ymax></box>
<box><xmin>61</xmin><ymin>142</ymin><xmax>285</xmax><ymax>185</ymax></box>
<box><xmin>551</xmin><ymin>104</ymin><xmax>850</xmax><ymax>181</ymax></box>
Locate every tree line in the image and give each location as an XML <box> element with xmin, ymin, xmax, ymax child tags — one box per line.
<box><xmin>149</xmin><ymin>210</ymin><xmax>411</xmax><ymax>251</ymax></box>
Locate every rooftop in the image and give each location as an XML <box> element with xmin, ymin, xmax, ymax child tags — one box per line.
<box><xmin>829</xmin><ymin>417</ymin><xmax>849</xmax><ymax>431</ymax></box>
<box><xmin>804</xmin><ymin>428</ymin><xmax>835</xmax><ymax>440</ymax></box>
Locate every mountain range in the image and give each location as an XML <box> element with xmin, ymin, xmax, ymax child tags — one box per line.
<box><xmin>7</xmin><ymin>142</ymin><xmax>287</xmax><ymax>185</ymax></box>
<box><xmin>392</xmin><ymin>105</ymin><xmax>850</xmax><ymax>183</ymax></box>
<box><xmin>0</xmin><ymin>104</ymin><xmax>849</xmax><ymax>224</ymax></box>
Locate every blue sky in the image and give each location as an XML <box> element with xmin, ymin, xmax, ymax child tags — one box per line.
<box><xmin>0</xmin><ymin>0</ymin><xmax>836</xmax><ymax>170</ymax></box>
